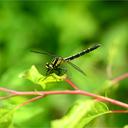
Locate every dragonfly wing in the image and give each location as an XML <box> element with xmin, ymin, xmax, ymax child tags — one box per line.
<box><xmin>31</xmin><ymin>50</ymin><xmax>57</xmax><ymax>57</ymax></box>
<box><xmin>67</xmin><ymin>61</ymin><xmax>86</xmax><ymax>76</ymax></box>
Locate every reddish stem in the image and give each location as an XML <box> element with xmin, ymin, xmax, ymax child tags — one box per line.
<box><xmin>0</xmin><ymin>88</ymin><xmax>128</xmax><ymax>108</ymax></box>
<box><xmin>111</xmin><ymin>110</ymin><xmax>128</xmax><ymax>113</ymax></box>
<box><xmin>15</xmin><ymin>95</ymin><xmax>45</xmax><ymax>109</ymax></box>
<box><xmin>111</xmin><ymin>73</ymin><xmax>128</xmax><ymax>84</ymax></box>
<box><xmin>1</xmin><ymin>73</ymin><xmax>128</xmax><ymax>109</ymax></box>
<box><xmin>65</xmin><ymin>78</ymin><xmax>79</xmax><ymax>90</ymax></box>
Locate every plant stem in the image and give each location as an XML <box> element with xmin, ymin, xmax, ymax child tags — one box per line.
<box><xmin>0</xmin><ymin>88</ymin><xmax>128</xmax><ymax>108</ymax></box>
<box><xmin>65</xmin><ymin>78</ymin><xmax>79</xmax><ymax>90</ymax></box>
<box><xmin>111</xmin><ymin>73</ymin><xmax>128</xmax><ymax>84</ymax></box>
<box><xmin>15</xmin><ymin>95</ymin><xmax>45</xmax><ymax>109</ymax></box>
<box><xmin>1</xmin><ymin>73</ymin><xmax>128</xmax><ymax>109</ymax></box>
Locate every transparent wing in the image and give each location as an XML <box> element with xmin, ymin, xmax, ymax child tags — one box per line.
<box><xmin>31</xmin><ymin>50</ymin><xmax>57</xmax><ymax>57</ymax></box>
<box><xmin>67</xmin><ymin>61</ymin><xmax>86</xmax><ymax>76</ymax></box>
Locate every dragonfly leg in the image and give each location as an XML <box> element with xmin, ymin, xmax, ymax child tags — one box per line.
<box><xmin>55</xmin><ymin>67</ymin><xmax>67</xmax><ymax>76</ymax></box>
<box><xmin>46</xmin><ymin>69</ymin><xmax>53</xmax><ymax>76</ymax></box>
<box><xmin>40</xmin><ymin>69</ymin><xmax>53</xmax><ymax>81</ymax></box>
<box><xmin>41</xmin><ymin>70</ymin><xmax>54</xmax><ymax>82</ymax></box>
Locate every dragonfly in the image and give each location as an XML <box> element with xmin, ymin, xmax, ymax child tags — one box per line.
<box><xmin>31</xmin><ymin>44</ymin><xmax>100</xmax><ymax>76</ymax></box>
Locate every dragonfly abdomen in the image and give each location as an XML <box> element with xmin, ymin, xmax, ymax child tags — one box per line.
<box><xmin>64</xmin><ymin>44</ymin><xmax>100</xmax><ymax>61</ymax></box>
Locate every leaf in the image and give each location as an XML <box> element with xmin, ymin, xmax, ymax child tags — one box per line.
<box><xmin>0</xmin><ymin>108</ymin><xmax>14</xmax><ymax>128</ymax></box>
<box><xmin>51</xmin><ymin>100</ymin><xmax>110</xmax><ymax>128</ymax></box>
<box><xmin>19</xmin><ymin>65</ymin><xmax>67</xmax><ymax>89</ymax></box>
<box><xmin>124</xmin><ymin>125</ymin><xmax>128</xmax><ymax>128</ymax></box>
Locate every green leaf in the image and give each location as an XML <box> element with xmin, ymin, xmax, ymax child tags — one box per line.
<box><xmin>0</xmin><ymin>108</ymin><xmax>14</xmax><ymax>128</ymax></box>
<box><xmin>19</xmin><ymin>65</ymin><xmax>67</xmax><ymax>89</ymax></box>
<box><xmin>51</xmin><ymin>100</ymin><xmax>110</xmax><ymax>128</ymax></box>
<box><xmin>124</xmin><ymin>125</ymin><xmax>128</xmax><ymax>128</ymax></box>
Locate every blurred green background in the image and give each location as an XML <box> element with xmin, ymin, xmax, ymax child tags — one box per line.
<box><xmin>0</xmin><ymin>1</ymin><xmax>128</xmax><ymax>128</ymax></box>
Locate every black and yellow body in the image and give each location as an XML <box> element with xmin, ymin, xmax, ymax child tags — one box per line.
<box><xmin>64</xmin><ymin>44</ymin><xmax>100</xmax><ymax>61</ymax></box>
<box><xmin>45</xmin><ymin>57</ymin><xmax>65</xmax><ymax>75</ymax></box>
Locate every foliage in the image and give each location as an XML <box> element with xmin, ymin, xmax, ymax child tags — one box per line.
<box><xmin>0</xmin><ymin>108</ymin><xmax>14</xmax><ymax>128</ymax></box>
<box><xmin>51</xmin><ymin>100</ymin><xmax>110</xmax><ymax>128</ymax></box>
<box><xmin>19</xmin><ymin>65</ymin><xmax>66</xmax><ymax>89</ymax></box>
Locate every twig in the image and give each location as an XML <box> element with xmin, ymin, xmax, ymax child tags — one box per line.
<box><xmin>0</xmin><ymin>87</ymin><xmax>128</xmax><ymax>108</ymax></box>
<box><xmin>111</xmin><ymin>73</ymin><xmax>128</xmax><ymax>84</ymax></box>
<box><xmin>111</xmin><ymin>110</ymin><xmax>128</xmax><ymax>113</ymax></box>
<box><xmin>1</xmin><ymin>73</ymin><xmax>128</xmax><ymax>109</ymax></box>
<box><xmin>65</xmin><ymin>78</ymin><xmax>79</xmax><ymax>90</ymax></box>
<box><xmin>15</xmin><ymin>95</ymin><xmax>45</xmax><ymax>109</ymax></box>
<box><xmin>0</xmin><ymin>94</ymin><xmax>15</xmax><ymax>100</ymax></box>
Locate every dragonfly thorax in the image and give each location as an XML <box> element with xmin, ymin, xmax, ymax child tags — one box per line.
<box><xmin>45</xmin><ymin>57</ymin><xmax>64</xmax><ymax>70</ymax></box>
